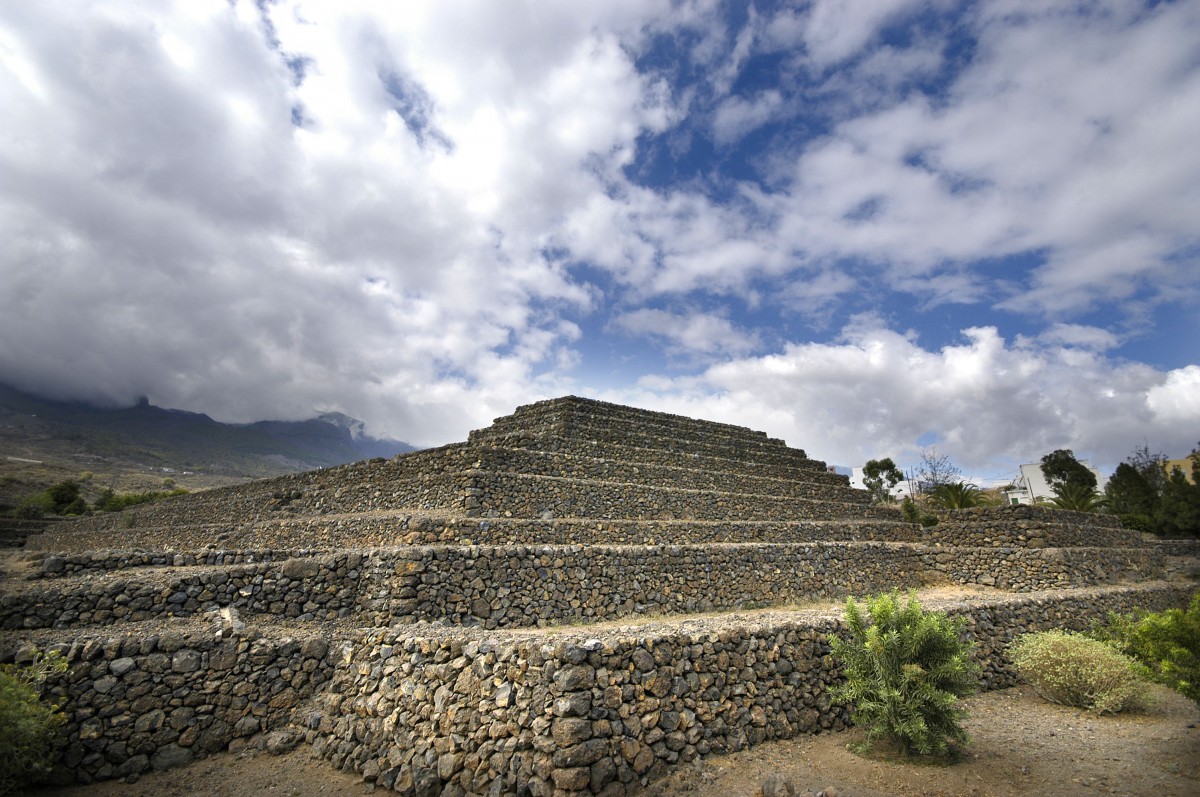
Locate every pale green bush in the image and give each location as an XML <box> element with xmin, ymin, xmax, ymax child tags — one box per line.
<box><xmin>1008</xmin><ymin>630</ymin><xmax>1151</xmax><ymax>715</ymax></box>
<box><xmin>1</xmin><ymin>650</ymin><xmax>68</xmax><ymax>794</ymax></box>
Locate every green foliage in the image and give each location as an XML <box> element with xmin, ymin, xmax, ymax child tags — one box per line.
<box><xmin>1045</xmin><ymin>482</ymin><xmax>1106</xmax><ymax>513</ymax></box>
<box><xmin>830</xmin><ymin>591</ymin><xmax>979</xmax><ymax>757</ymax></box>
<box><xmin>0</xmin><ymin>651</ymin><xmax>68</xmax><ymax>794</ymax></box>
<box><xmin>93</xmin><ymin>487</ymin><xmax>188</xmax><ymax>513</ymax></box>
<box><xmin>1008</xmin><ymin>630</ymin><xmax>1151</xmax><ymax>714</ymax></box>
<box><xmin>1040</xmin><ymin>449</ymin><xmax>1098</xmax><ymax>492</ymax></box>
<box><xmin>928</xmin><ymin>482</ymin><xmax>995</xmax><ymax>510</ymax></box>
<box><xmin>1105</xmin><ymin>443</ymin><xmax>1200</xmax><ymax>538</ymax></box>
<box><xmin>901</xmin><ymin>497</ymin><xmax>938</xmax><ymax>527</ymax></box>
<box><xmin>13</xmin><ymin>496</ymin><xmax>49</xmax><ymax>519</ymax></box>
<box><xmin>1156</xmin><ymin>464</ymin><xmax>1200</xmax><ymax>538</ymax></box>
<box><xmin>863</xmin><ymin>458</ymin><xmax>903</xmax><ymax>504</ymax></box>
<box><xmin>1094</xmin><ymin>594</ymin><xmax>1200</xmax><ymax>704</ymax></box>
<box><xmin>9</xmin><ymin>479</ymin><xmax>90</xmax><ymax>518</ymax></box>
<box><xmin>1106</xmin><ymin>462</ymin><xmax>1159</xmax><ymax>530</ymax></box>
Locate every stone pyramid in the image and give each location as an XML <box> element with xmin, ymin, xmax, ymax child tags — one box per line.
<box><xmin>2</xmin><ymin>396</ymin><xmax>1186</xmax><ymax>794</ymax></box>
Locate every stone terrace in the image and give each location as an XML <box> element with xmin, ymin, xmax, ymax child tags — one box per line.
<box><xmin>1</xmin><ymin>395</ymin><xmax>1192</xmax><ymax>794</ymax></box>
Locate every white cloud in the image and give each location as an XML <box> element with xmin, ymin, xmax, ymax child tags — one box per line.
<box><xmin>615</xmin><ymin>323</ymin><xmax>1197</xmax><ymax>471</ymax></box>
<box><xmin>802</xmin><ymin>0</ymin><xmax>927</xmax><ymax>66</ymax></box>
<box><xmin>0</xmin><ymin>0</ymin><xmax>1196</xmax><ymax>469</ymax></box>
<box><xmin>0</xmin><ymin>0</ymin><xmax>677</xmax><ymax>445</ymax></box>
<box><xmin>1035</xmin><ymin>324</ymin><xmax>1120</xmax><ymax>352</ymax></box>
<box><xmin>610</xmin><ymin>308</ymin><xmax>759</xmax><ymax>361</ymax></box>
<box><xmin>1145</xmin><ymin>366</ymin><xmax>1200</xmax><ymax>429</ymax></box>
<box><xmin>712</xmin><ymin>90</ymin><xmax>783</xmax><ymax>145</ymax></box>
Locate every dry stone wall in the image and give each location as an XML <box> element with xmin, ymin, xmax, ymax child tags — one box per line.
<box><xmin>19</xmin><ymin>517</ymin><xmax>921</xmax><ymax>569</ymax></box>
<box><xmin>928</xmin><ymin>505</ymin><xmax>1136</xmax><ymax>548</ymax></box>
<box><xmin>465</xmin><ymin>447</ymin><xmax>865</xmax><ymax>503</ymax></box>
<box><xmin>5</xmin><ymin>541</ymin><xmax>1167</xmax><ymax>634</ymax></box>
<box><xmin>13</xmin><ymin>627</ymin><xmax>339</xmax><ymax>785</ymax></box>
<box><xmin>308</xmin><ymin>583</ymin><xmax>1193</xmax><ymax>797</ymax></box>
<box><xmin>489</xmin><ymin>433</ymin><xmax>848</xmax><ymax>485</ymax></box>
<box><xmin>9</xmin><ymin>583</ymin><xmax>1191</xmax><ymax>789</ymax></box>
<box><xmin>465</xmin><ymin>473</ymin><xmax>892</xmax><ymax>521</ymax></box>
<box><xmin>3</xmin><ymin>552</ymin><xmax>381</xmax><ymax>630</ymax></box>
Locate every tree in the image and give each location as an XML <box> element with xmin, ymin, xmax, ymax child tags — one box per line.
<box><xmin>1128</xmin><ymin>443</ymin><xmax>1169</xmax><ymax>496</ymax></box>
<box><xmin>1105</xmin><ymin>463</ymin><xmax>1159</xmax><ymax>531</ymax></box>
<box><xmin>829</xmin><ymin>591</ymin><xmax>979</xmax><ymax>757</ymax></box>
<box><xmin>863</xmin><ymin>458</ymin><xmax>903</xmax><ymax>504</ymax></box>
<box><xmin>1045</xmin><ymin>482</ymin><xmax>1106</xmax><ymax>513</ymax></box>
<box><xmin>914</xmin><ymin>448</ymin><xmax>962</xmax><ymax>495</ymax></box>
<box><xmin>1156</xmin><ymin>460</ymin><xmax>1200</xmax><ymax>538</ymax></box>
<box><xmin>929</xmin><ymin>482</ymin><xmax>994</xmax><ymax>510</ymax></box>
<box><xmin>1040</xmin><ymin>449</ymin><xmax>1097</xmax><ymax>492</ymax></box>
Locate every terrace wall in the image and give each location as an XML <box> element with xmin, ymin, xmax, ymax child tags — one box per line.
<box><xmin>5</xmin><ymin>543</ymin><xmax>1165</xmax><ymax>632</ymax></box>
<box><xmin>310</xmin><ymin>583</ymin><xmax>1192</xmax><ymax>797</ymax></box>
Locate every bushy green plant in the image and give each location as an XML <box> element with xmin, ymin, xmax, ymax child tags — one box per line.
<box><xmin>830</xmin><ymin>591</ymin><xmax>979</xmax><ymax>757</ymax></box>
<box><xmin>0</xmin><ymin>651</ymin><xmax>68</xmax><ymax>794</ymax></box>
<box><xmin>1045</xmin><ymin>482</ymin><xmax>1106</xmax><ymax>513</ymax></box>
<box><xmin>1094</xmin><ymin>594</ymin><xmax>1200</xmax><ymax>704</ymax></box>
<box><xmin>93</xmin><ymin>487</ymin><xmax>188</xmax><ymax>513</ymax></box>
<box><xmin>929</xmin><ymin>482</ymin><xmax>995</xmax><ymax>510</ymax></box>
<box><xmin>901</xmin><ymin>497</ymin><xmax>938</xmax><ymax>527</ymax></box>
<box><xmin>1008</xmin><ymin>630</ymin><xmax>1151</xmax><ymax>714</ymax></box>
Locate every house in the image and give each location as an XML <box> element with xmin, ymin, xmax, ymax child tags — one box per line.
<box><xmin>1009</xmin><ymin>461</ymin><xmax>1105</xmax><ymax>504</ymax></box>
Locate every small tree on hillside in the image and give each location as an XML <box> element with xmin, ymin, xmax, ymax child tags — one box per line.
<box><xmin>914</xmin><ymin>448</ymin><xmax>961</xmax><ymax>496</ymax></box>
<box><xmin>863</xmin><ymin>458</ymin><xmax>904</xmax><ymax>504</ymax></box>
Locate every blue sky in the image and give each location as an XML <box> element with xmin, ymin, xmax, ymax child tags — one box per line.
<box><xmin>1</xmin><ymin>0</ymin><xmax>1197</xmax><ymax>481</ymax></box>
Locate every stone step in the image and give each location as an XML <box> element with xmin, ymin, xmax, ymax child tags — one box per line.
<box><xmin>17</xmin><ymin>518</ymin><xmax>925</xmax><ymax>564</ymax></box>
<box><xmin>4</xmin><ymin>542</ymin><xmax>1164</xmax><ymax>633</ymax></box>
<box><xmin>465</xmin><ymin>472</ymin><xmax>890</xmax><ymax>521</ymax></box>
<box><xmin>309</xmin><ymin>581</ymin><xmax>1191</xmax><ymax>796</ymax></box>
<box><xmin>27</xmin><ymin>539</ymin><xmax>1158</xmax><ymax>631</ymax></box>
<box><xmin>482</xmin><ymin>433</ymin><xmax>848</xmax><ymax>485</ymax></box>
<box><xmin>468</xmin><ymin>446</ymin><xmax>869</xmax><ymax>504</ymax></box>
<box><xmin>473</xmin><ymin>416</ymin><xmax>827</xmax><ymax>472</ymax></box>
<box><xmin>482</xmin><ymin>395</ymin><xmax>777</xmax><ymax>449</ymax></box>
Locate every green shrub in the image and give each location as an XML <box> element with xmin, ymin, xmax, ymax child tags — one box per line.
<box><xmin>830</xmin><ymin>591</ymin><xmax>979</xmax><ymax>757</ymax></box>
<box><xmin>94</xmin><ymin>487</ymin><xmax>188</xmax><ymax>513</ymax></box>
<box><xmin>0</xmin><ymin>651</ymin><xmax>68</xmax><ymax>794</ymax></box>
<box><xmin>1094</xmin><ymin>594</ymin><xmax>1200</xmax><ymax>704</ymax></box>
<box><xmin>1008</xmin><ymin>630</ymin><xmax>1151</xmax><ymax>714</ymax></box>
<box><xmin>901</xmin><ymin>497</ymin><xmax>938</xmax><ymax>527</ymax></box>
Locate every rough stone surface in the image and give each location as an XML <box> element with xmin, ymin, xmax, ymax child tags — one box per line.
<box><xmin>1</xmin><ymin>396</ymin><xmax>1193</xmax><ymax>795</ymax></box>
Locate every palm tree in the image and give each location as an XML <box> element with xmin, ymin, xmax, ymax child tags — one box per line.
<box><xmin>1045</xmin><ymin>482</ymin><xmax>1107</xmax><ymax>512</ymax></box>
<box><xmin>929</xmin><ymin>481</ymin><xmax>996</xmax><ymax>510</ymax></box>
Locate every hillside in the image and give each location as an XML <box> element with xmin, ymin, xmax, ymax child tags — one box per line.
<box><xmin>0</xmin><ymin>383</ymin><xmax>415</xmax><ymax>508</ymax></box>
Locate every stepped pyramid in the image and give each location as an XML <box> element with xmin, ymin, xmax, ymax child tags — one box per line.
<box><xmin>2</xmin><ymin>396</ymin><xmax>1185</xmax><ymax>794</ymax></box>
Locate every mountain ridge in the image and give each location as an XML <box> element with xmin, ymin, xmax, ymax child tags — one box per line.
<box><xmin>0</xmin><ymin>382</ymin><xmax>416</xmax><ymax>498</ymax></box>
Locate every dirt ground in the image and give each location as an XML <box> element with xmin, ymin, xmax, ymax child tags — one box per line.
<box><xmin>24</xmin><ymin>683</ymin><xmax>1198</xmax><ymax>797</ymax></box>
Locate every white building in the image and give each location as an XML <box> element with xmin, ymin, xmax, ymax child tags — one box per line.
<box><xmin>848</xmin><ymin>466</ymin><xmax>916</xmax><ymax>500</ymax></box>
<box><xmin>1009</xmin><ymin>461</ymin><xmax>1105</xmax><ymax>504</ymax></box>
